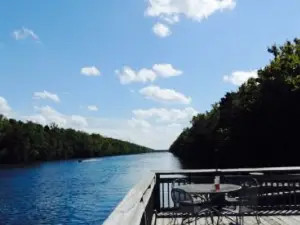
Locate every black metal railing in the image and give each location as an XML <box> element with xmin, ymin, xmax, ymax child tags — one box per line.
<box><xmin>153</xmin><ymin>167</ymin><xmax>300</xmax><ymax>214</ymax></box>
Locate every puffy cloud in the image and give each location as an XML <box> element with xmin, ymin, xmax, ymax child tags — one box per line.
<box><xmin>116</xmin><ymin>67</ymin><xmax>157</xmax><ymax>84</ymax></box>
<box><xmin>128</xmin><ymin>118</ymin><xmax>151</xmax><ymax>128</ymax></box>
<box><xmin>152</xmin><ymin>22</ymin><xmax>171</xmax><ymax>37</ymax></box>
<box><xmin>81</xmin><ymin>66</ymin><xmax>101</xmax><ymax>76</ymax></box>
<box><xmin>32</xmin><ymin>105</ymin><xmax>67</xmax><ymax>126</ymax></box>
<box><xmin>33</xmin><ymin>91</ymin><xmax>60</xmax><ymax>103</ymax></box>
<box><xmin>139</xmin><ymin>85</ymin><xmax>192</xmax><ymax>104</ymax></box>
<box><xmin>24</xmin><ymin>114</ymin><xmax>47</xmax><ymax>125</ymax></box>
<box><xmin>146</xmin><ymin>0</ymin><xmax>236</xmax><ymax>37</ymax></box>
<box><xmin>0</xmin><ymin>97</ymin><xmax>12</xmax><ymax>116</ymax></box>
<box><xmin>87</xmin><ymin>105</ymin><xmax>98</xmax><ymax>111</ymax></box>
<box><xmin>2</xmin><ymin>93</ymin><xmax>197</xmax><ymax>149</ymax></box>
<box><xmin>223</xmin><ymin>70</ymin><xmax>258</xmax><ymax>86</ymax></box>
<box><xmin>70</xmin><ymin>115</ymin><xmax>88</xmax><ymax>128</ymax></box>
<box><xmin>23</xmin><ymin>106</ymin><xmax>88</xmax><ymax>129</ymax></box>
<box><xmin>116</xmin><ymin>64</ymin><xmax>182</xmax><ymax>84</ymax></box>
<box><xmin>152</xmin><ymin>64</ymin><xmax>182</xmax><ymax>77</ymax></box>
<box><xmin>12</xmin><ymin>27</ymin><xmax>40</xmax><ymax>42</ymax></box>
<box><xmin>146</xmin><ymin>0</ymin><xmax>236</xmax><ymax>23</ymax></box>
<box><xmin>133</xmin><ymin>107</ymin><xmax>198</xmax><ymax>123</ymax></box>
<box><xmin>21</xmin><ymin>105</ymin><xmax>187</xmax><ymax>149</ymax></box>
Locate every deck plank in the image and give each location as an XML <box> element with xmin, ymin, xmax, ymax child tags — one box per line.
<box><xmin>260</xmin><ymin>216</ymin><xmax>282</xmax><ymax>225</ymax></box>
<box><xmin>155</xmin><ymin>216</ymin><xmax>300</xmax><ymax>225</ymax></box>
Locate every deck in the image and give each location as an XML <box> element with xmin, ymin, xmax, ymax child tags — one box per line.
<box><xmin>154</xmin><ymin>215</ymin><xmax>300</xmax><ymax>225</ymax></box>
<box><xmin>102</xmin><ymin>167</ymin><xmax>300</xmax><ymax>225</ymax></box>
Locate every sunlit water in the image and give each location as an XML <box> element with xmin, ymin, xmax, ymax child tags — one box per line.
<box><xmin>0</xmin><ymin>152</ymin><xmax>182</xmax><ymax>225</ymax></box>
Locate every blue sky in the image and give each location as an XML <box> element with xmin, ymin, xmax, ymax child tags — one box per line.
<box><xmin>0</xmin><ymin>0</ymin><xmax>300</xmax><ymax>149</ymax></box>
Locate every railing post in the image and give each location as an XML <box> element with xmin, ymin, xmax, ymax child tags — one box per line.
<box><xmin>154</xmin><ymin>173</ymin><xmax>161</xmax><ymax>213</ymax></box>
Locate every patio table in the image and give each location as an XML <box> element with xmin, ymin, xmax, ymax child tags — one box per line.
<box><xmin>178</xmin><ymin>183</ymin><xmax>242</xmax><ymax>225</ymax></box>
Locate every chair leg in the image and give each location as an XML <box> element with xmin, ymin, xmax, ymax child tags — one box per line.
<box><xmin>235</xmin><ymin>215</ymin><xmax>242</xmax><ymax>225</ymax></box>
<box><xmin>172</xmin><ymin>217</ymin><xmax>176</xmax><ymax>225</ymax></box>
<box><xmin>168</xmin><ymin>216</ymin><xmax>176</xmax><ymax>225</ymax></box>
<box><xmin>181</xmin><ymin>214</ymin><xmax>190</xmax><ymax>225</ymax></box>
<box><xmin>210</xmin><ymin>213</ymin><xmax>214</xmax><ymax>225</ymax></box>
<box><xmin>255</xmin><ymin>215</ymin><xmax>261</xmax><ymax>224</ymax></box>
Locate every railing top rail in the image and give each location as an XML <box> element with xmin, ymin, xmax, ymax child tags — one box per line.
<box><xmin>102</xmin><ymin>172</ymin><xmax>155</xmax><ymax>225</ymax></box>
<box><xmin>153</xmin><ymin>166</ymin><xmax>300</xmax><ymax>175</ymax></box>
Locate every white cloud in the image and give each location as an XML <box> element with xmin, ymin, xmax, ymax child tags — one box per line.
<box><xmin>152</xmin><ymin>23</ymin><xmax>171</xmax><ymax>37</ymax></box>
<box><xmin>0</xmin><ymin>97</ymin><xmax>198</xmax><ymax>149</ymax></box>
<box><xmin>0</xmin><ymin>97</ymin><xmax>12</xmax><ymax>116</ymax></box>
<box><xmin>133</xmin><ymin>107</ymin><xmax>198</xmax><ymax>123</ymax></box>
<box><xmin>13</xmin><ymin>27</ymin><xmax>40</xmax><ymax>42</ymax></box>
<box><xmin>24</xmin><ymin>114</ymin><xmax>47</xmax><ymax>125</ymax></box>
<box><xmin>81</xmin><ymin>66</ymin><xmax>101</xmax><ymax>76</ymax></box>
<box><xmin>223</xmin><ymin>70</ymin><xmax>258</xmax><ymax>86</ymax></box>
<box><xmin>24</xmin><ymin>105</ymin><xmax>88</xmax><ymax>129</ymax></box>
<box><xmin>153</xmin><ymin>64</ymin><xmax>182</xmax><ymax>77</ymax></box>
<box><xmin>1</xmin><ymin>96</ymin><xmax>194</xmax><ymax>149</ymax></box>
<box><xmin>116</xmin><ymin>67</ymin><xmax>156</xmax><ymax>84</ymax></box>
<box><xmin>128</xmin><ymin>118</ymin><xmax>151</xmax><ymax>128</ymax></box>
<box><xmin>139</xmin><ymin>85</ymin><xmax>192</xmax><ymax>104</ymax></box>
<box><xmin>146</xmin><ymin>0</ymin><xmax>236</xmax><ymax>23</ymax></box>
<box><xmin>116</xmin><ymin>64</ymin><xmax>182</xmax><ymax>84</ymax></box>
<box><xmin>87</xmin><ymin>105</ymin><xmax>98</xmax><ymax>111</ymax></box>
<box><xmin>20</xmin><ymin>104</ymin><xmax>186</xmax><ymax>149</ymax></box>
<box><xmin>70</xmin><ymin>115</ymin><xmax>88</xmax><ymax>128</ymax></box>
<box><xmin>32</xmin><ymin>105</ymin><xmax>67</xmax><ymax>126</ymax></box>
<box><xmin>33</xmin><ymin>91</ymin><xmax>60</xmax><ymax>103</ymax></box>
<box><xmin>160</xmin><ymin>15</ymin><xmax>180</xmax><ymax>24</ymax></box>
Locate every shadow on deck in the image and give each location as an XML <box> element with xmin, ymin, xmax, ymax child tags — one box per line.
<box><xmin>153</xmin><ymin>214</ymin><xmax>300</xmax><ymax>225</ymax></box>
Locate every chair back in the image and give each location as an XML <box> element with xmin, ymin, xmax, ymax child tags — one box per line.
<box><xmin>223</xmin><ymin>175</ymin><xmax>260</xmax><ymax>207</ymax></box>
<box><xmin>239</xmin><ymin>176</ymin><xmax>260</xmax><ymax>209</ymax></box>
<box><xmin>171</xmin><ymin>188</ymin><xmax>193</xmax><ymax>208</ymax></box>
<box><xmin>172</xmin><ymin>178</ymin><xmax>189</xmax><ymax>189</ymax></box>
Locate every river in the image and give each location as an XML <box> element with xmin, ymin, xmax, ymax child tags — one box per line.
<box><xmin>0</xmin><ymin>152</ymin><xmax>182</xmax><ymax>225</ymax></box>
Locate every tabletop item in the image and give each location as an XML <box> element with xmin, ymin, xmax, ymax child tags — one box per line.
<box><xmin>214</xmin><ymin>176</ymin><xmax>220</xmax><ymax>191</ymax></box>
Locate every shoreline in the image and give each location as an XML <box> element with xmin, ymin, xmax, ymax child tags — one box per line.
<box><xmin>0</xmin><ymin>150</ymin><xmax>159</xmax><ymax>169</ymax></box>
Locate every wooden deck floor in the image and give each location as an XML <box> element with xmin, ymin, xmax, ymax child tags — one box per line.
<box><xmin>153</xmin><ymin>215</ymin><xmax>300</xmax><ymax>225</ymax></box>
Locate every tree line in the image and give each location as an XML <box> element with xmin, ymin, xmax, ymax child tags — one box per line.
<box><xmin>0</xmin><ymin>116</ymin><xmax>153</xmax><ymax>164</ymax></box>
<box><xmin>170</xmin><ymin>38</ymin><xmax>300</xmax><ymax>169</ymax></box>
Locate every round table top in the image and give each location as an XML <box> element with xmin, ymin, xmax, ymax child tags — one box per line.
<box><xmin>178</xmin><ymin>183</ymin><xmax>241</xmax><ymax>194</ymax></box>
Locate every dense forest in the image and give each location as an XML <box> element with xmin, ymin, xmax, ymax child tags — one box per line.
<box><xmin>170</xmin><ymin>38</ymin><xmax>300</xmax><ymax>169</ymax></box>
<box><xmin>0</xmin><ymin>116</ymin><xmax>153</xmax><ymax>164</ymax></box>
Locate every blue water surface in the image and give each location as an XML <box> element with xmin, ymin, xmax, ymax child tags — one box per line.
<box><xmin>0</xmin><ymin>152</ymin><xmax>182</xmax><ymax>225</ymax></box>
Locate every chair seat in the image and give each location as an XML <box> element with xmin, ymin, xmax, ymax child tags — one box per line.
<box><xmin>222</xmin><ymin>205</ymin><xmax>255</xmax><ymax>214</ymax></box>
<box><xmin>180</xmin><ymin>199</ymin><xmax>208</xmax><ymax>206</ymax></box>
<box><xmin>225</xmin><ymin>196</ymin><xmax>239</xmax><ymax>202</ymax></box>
<box><xmin>225</xmin><ymin>196</ymin><xmax>252</xmax><ymax>204</ymax></box>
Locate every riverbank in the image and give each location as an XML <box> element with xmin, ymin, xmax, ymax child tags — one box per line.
<box><xmin>0</xmin><ymin>116</ymin><xmax>153</xmax><ymax>165</ymax></box>
<box><xmin>0</xmin><ymin>150</ymin><xmax>161</xmax><ymax>168</ymax></box>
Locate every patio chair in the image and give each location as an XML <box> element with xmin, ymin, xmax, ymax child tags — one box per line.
<box><xmin>171</xmin><ymin>188</ymin><xmax>212</xmax><ymax>225</ymax></box>
<box><xmin>222</xmin><ymin>176</ymin><xmax>261</xmax><ymax>225</ymax></box>
<box><xmin>172</xmin><ymin>178</ymin><xmax>208</xmax><ymax>202</ymax></box>
<box><xmin>172</xmin><ymin>178</ymin><xmax>189</xmax><ymax>189</ymax></box>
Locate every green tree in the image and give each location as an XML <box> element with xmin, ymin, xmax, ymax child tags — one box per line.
<box><xmin>170</xmin><ymin>38</ymin><xmax>300</xmax><ymax>168</ymax></box>
<box><xmin>0</xmin><ymin>116</ymin><xmax>153</xmax><ymax>164</ymax></box>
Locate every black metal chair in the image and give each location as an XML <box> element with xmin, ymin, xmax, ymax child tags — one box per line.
<box><xmin>172</xmin><ymin>178</ymin><xmax>189</xmax><ymax>189</ymax></box>
<box><xmin>222</xmin><ymin>176</ymin><xmax>261</xmax><ymax>225</ymax></box>
<box><xmin>171</xmin><ymin>188</ymin><xmax>212</xmax><ymax>225</ymax></box>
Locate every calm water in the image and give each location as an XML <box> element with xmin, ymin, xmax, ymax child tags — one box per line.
<box><xmin>0</xmin><ymin>152</ymin><xmax>182</xmax><ymax>225</ymax></box>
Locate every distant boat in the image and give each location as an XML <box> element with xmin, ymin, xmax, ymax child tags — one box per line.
<box><xmin>78</xmin><ymin>159</ymin><xmax>83</xmax><ymax>163</ymax></box>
